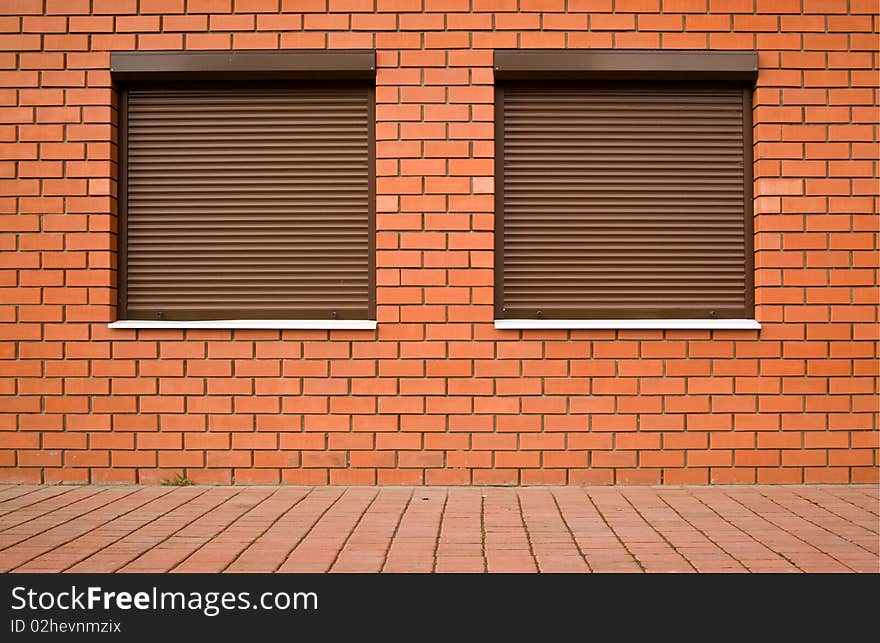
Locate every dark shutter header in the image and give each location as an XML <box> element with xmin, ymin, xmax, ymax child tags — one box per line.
<box><xmin>111</xmin><ymin>50</ymin><xmax>376</xmax><ymax>83</ymax></box>
<box><xmin>494</xmin><ymin>49</ymin><xmax>758</xmax><ymax>83</ymax></box>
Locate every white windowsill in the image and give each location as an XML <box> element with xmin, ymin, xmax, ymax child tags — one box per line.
<box><xmin>108</xmin><ymin>319</ymin><xmax>377</xmax><ymax>330</ymax></box>
<box><xmin>494</xmin><ymin>319</ymin><xmax>761</xmax><ymax>330</ymax></box>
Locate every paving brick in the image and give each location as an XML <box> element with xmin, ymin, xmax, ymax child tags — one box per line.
<box><xmin>1</xmin><ymin>485</ymin><xmax>877</xmax><ymax>572</ymax></box>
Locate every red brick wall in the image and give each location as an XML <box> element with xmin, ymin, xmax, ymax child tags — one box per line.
<box><xmin>1</xmin><ymin>0</ymin><xmax>877</xmax><ymax>486</ymax></box>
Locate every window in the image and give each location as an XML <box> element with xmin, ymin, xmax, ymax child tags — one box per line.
<box><xmin>494</xmin><ymin>50</ymin><xmax>759</xmax><ymax>327</ymax></box>
<box><xmin>110</xmin><ymin>51</ymin><xmax>376</xmax><ymax>328</ymax></box>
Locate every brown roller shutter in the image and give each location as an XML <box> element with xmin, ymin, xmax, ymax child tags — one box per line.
<box><xmin>496</xmin><ymin>83</ymin><xmax>753</xmax><ymax>320</ymax></box>
<box><xmin>120</xmin><ymin>83</ymin><xmax>374</xmax><ymax>321</ymax></box>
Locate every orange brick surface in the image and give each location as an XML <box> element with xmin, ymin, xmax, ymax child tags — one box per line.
<box><xmin>0</xmin><ymin>1</ymin><xmax>877</xmax><ymax>484</ymax></box>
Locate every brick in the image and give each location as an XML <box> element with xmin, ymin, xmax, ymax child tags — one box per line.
<box><xmin>0</xmin><ymin>0</ymin><xmax>873</xmax><ymax>486</ymax></box>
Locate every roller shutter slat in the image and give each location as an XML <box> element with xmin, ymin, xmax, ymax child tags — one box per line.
<box><xmin>123</xmin><ymin>86</ymin><xmax>372</xmax><ymax>320</ymax></box>
<box><xmin>499</xmin><ymin>85</ymin><xmax>750</xmax><ymax>319</ymax></box>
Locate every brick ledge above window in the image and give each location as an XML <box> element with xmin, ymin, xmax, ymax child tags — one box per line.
<box><xmin>108</xmin><ymin>320</ymin><xmax>377</xmax><ymax>330</ymax></box>
<box><xmin>494</xmin><ymin>319</ymin><xmax>761</xmax><ymax>330</ymax></box>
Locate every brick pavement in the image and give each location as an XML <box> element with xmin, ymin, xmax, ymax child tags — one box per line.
<box><xmin>0</xmin><ymin>485</ymin><xmax>876</xmax><ymax>573</ymax></box>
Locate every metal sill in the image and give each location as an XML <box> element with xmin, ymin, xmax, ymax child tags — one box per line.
<box><xmin>494</xmin><ymin>319</ymin><xmax>761</xmax><ymax>330</ymax></box>
<box><xmin>108</xmin><ymin>320</ymin><xmax>377</xmax><ymax>330</ymax></box>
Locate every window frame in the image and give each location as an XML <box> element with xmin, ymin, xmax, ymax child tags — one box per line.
<box><xmin>110</xmin><ymin>50</ymin><xmax>377</xmax><ymax>327</ymax></box>
<box><xmin>493</xmin><ymin>50</ymin><xmax>759</xmax><ymax>325</ymax></box>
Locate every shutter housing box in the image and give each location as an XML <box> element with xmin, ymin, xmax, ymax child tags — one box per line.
<box><xmin>494</xmin><ymin>50</ymin><xmax>757</xmax><ymax>321</ymax></box>
<box><xmin>112</xmin><ymin>51</ymin><xmax>376</xmax><ymax>322</ymax></box>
